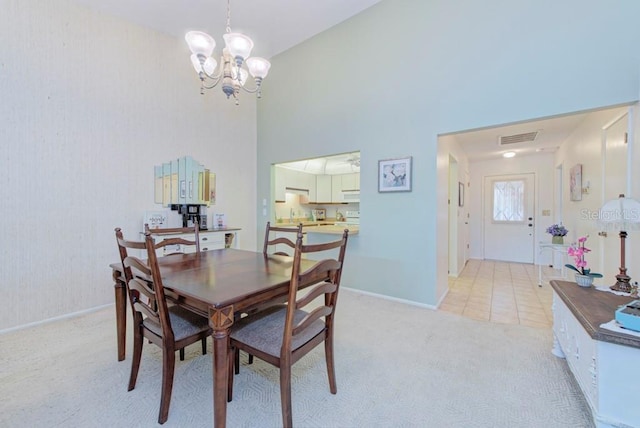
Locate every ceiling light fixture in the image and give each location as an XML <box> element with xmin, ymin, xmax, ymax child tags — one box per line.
<box><xmin>185</xmin><ymin>0</ymin><xmax>271</xmax><ymax>105</ymax></box>
<box><xmin>503</xmin><ymin>151</ymin><xmax>516</xmax><ymax>158</ymax></box>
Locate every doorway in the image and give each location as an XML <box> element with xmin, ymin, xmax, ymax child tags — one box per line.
<box><xmin>483</xmin><ymin>173</ymin><xmax>535</xmax><ymax>263</ymax></box>
<box><xmin>601</xmin><ymin>110</ymin><xmax>631</xmax><ymax>284</ymax></box>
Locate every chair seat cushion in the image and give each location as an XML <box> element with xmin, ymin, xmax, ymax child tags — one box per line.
<box><xmin>230</xmin><ymin>305</ymin><xmax>326</xmax><ymax>358</ymax></box>
<box><xmin>144</xmin><ymin>305</ymin><xmax>210</xmax><ymax>341</ymax></box>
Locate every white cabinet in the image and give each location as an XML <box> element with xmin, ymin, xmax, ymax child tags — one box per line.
<box><xmin>331</xmin><ymin>175</ymin><xmax>342</xmax><ymax>203</ymax></box>
<box><xmin>315</xmin><ymin>175</ymin><xmax>332</xmax><ymax>203</ymax></box>
<box><xmin>552</xmin><ymin>287</ymin><xmax>640</xmax><ymax>428</ymax></box>
<box><xmin>274</xmin><ymin>166</ymin><xmax>315</xmax><ymax>203</ymax></box>
<box><xmin>151</xmin><ymin>229</ymin><xmax>239</xmax><ymax>257</ymax></box>
<box><xmin>330</xmin><ymin>173</ymin><xmax>360</xmax><ymax>202</ymax></box>
<box><xmin>341</xmin><ymin>173</ymin><xmax>359</xmax><ymax>191</ymax></box>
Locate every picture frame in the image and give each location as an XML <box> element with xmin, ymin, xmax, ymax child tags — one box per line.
<box><xmin>458</xmin><ymin>182</ymin><xmax>464</xmax><ymax>207</ymax></box>
<box><xmin>378</xmin><ymin>156</ymin><xmax>412</xmax><ymax>192</ymax></box>
<box><xmin>570</xmin><ymin>164</ymin><xmax>582</xmax><ymax>201</ymax></box>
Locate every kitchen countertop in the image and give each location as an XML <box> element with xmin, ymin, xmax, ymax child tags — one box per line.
<box><xmin>304</xmin><ymin>224</ymin><xmax>358</xmax><ymax>235</ymax></box>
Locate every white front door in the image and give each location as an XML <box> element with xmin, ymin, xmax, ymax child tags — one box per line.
<box><xmin>483</xmin><ymin>173</ymin><xmax>535</xmax><ymax>263</ymax></box>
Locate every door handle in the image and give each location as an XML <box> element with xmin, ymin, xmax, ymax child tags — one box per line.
<box><xmin>528</xmin><ymin>224</ymin><xmax>533</xmax><ymax>227</ymax></box>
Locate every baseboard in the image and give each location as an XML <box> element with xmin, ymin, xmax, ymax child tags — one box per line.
<box><xmin>0</xmin><ymin>303</ymin><xmax>114</xmax><ymax>335</ymax></box>
<box><xmin>342</xmin><ymin>286</ymin><xmax>437</xmax><ymax>310</ymax></box>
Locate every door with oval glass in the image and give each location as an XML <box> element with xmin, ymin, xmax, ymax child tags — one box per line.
<box><xmin>483</xmin><ymin>173</ymin><xmax>535</xmax><ymax>263</ymax></box>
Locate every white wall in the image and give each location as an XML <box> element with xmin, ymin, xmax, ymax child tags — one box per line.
<box><xmin>554</xmin><ymin>106</ymin><xmax>633</xmax><ymax>283</ymax></box>
<box><xmin>437</xmin><ymin>135</ymin><xmax>469</xmax><ymax>301</ymax></box>
<box><xmin>467</xmin><ymin>153</ymin><xmax>555</xmax><ymax>264</ymax></box>
<box><xmin>0</xmin><ymin>0</ymin><xmax>258</xmax><ymax>330</ymax></box>
<box><xmin>257</xmin><ymin>0</ymin><xmax>640</xmax><ymax>306</ymax></box>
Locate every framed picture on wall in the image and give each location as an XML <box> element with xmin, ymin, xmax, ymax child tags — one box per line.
<box><xmin>570</xmin><ymin>164</ymin><xmax>582</xmax><ymax>201</ymax></box>
<box><xmin>378</xmin><ymin>156</ymin><xmax>412</xmax><ymax>192</ymax></box>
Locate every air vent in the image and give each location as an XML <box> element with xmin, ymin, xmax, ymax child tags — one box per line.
<box><xmin>498</xmin><ymin>131</ymin><xmax>538</xmax><ymax>146</ymax></box>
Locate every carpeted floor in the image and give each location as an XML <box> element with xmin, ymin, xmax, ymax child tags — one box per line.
<box><xmin>0</xmin><ymin>289</ymin><xmax>594</xmax><ymax>428</ymax></box>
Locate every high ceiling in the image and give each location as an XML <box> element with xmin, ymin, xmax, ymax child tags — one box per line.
<box><xmin>71</xmin><ymin>0</ymin><xmax>384</xmax><ymax>59</ymax></box>
<box><xmin>70</xmin><ymin>1</ymin><xmax>628</xmax><ymax>164</ymax></box>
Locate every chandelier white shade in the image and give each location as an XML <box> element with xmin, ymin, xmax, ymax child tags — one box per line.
<box><xmin>185</xmin><ymin>0</ymin><xmax>270</xmax><ymax>104</ymax></box>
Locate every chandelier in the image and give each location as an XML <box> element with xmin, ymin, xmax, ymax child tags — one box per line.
<box><xmin>185</xmin><ymin>0</ymin><xmax>271</xmax><ymax>105</ymax></box>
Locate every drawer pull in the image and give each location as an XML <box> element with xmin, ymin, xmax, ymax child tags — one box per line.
<box><xmin>202</xmin><ymin>247</ymin><xmax>208</xmax><ymax>251</ymax></box>
<box><xmin>202</xmin><ymin>237</ymin><xmax>208</xmax><ymax>241</ymax></box>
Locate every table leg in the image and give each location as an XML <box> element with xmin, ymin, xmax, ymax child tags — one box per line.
<box><xmin>538</xmin><ymin>260</ymin><xmax>543</xmax><ymax>287</ymax></box>
<box><xmin>209</xmin><ymin>306</ymin><xmax>235</xmax><ymax>428</ymax></box>
<box><xmin>113</xmin><ymin>269</ymin><xmax>127</xmax><ymax>362</ymax></box>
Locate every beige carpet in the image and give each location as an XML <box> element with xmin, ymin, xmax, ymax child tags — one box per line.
<box><xmin>0</xmin><ymin>289</ymin><xmax>593</xmax><ymax>428</ymax></box>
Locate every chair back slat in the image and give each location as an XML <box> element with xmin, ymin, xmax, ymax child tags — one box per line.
<box><xmin>145</xmin><ymin>219</ymin><xmax>200</xmax><ymax>255</ymax></box>
<box><xmin>282</xmin><ymin>230</ymin><xmax>349</xmax><ymax>357</ymax></box>
<box><xmin>263</xmin><ymin>221</ymin><xmax>302</xmax><ymax>256</ymax></box>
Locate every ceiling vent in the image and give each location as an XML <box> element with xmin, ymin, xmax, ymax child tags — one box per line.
<box><xmin>498</xmin><ymin>131</ymin><xmax>538</xmax><ymax>146</ymax></box>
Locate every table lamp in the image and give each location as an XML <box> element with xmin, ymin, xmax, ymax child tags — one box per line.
<box><xmin>598</xmin><ymin>194</ymin><xmax>640</xmax><ymax>292</ymax></box>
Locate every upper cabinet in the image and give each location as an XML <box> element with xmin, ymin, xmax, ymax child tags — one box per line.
<box><xmin>341</xmin><ymin>173</ymin><xmax>360</xmax><ymax>191</ymax></box>
<box><xmin>274</xmin><ymin>166</ymin><xmax>360</xmax><ymax>204</ymax></box>
<box><xmin>275</xmin><ymin>166</ymin><xmax>315</xmax><ymax>203</ymax></box>
<box><xmin>155</xmin><ymin>156</ymin><xmax>212</xmax><ymax>207</ymax></box>
<box><xmin>315</xmin><ymin>175</ymin><xmax>332</xmax><ymax>203</ymax></box>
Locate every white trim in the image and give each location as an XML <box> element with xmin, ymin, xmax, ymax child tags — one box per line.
<box><xmin>342</xmin><ymin>286</ymin><xmax>438</xmax><ymax>310</ymax></box>
<box><xmin>0</xmin><ymin>303</ymin><xmax>113</xmax><ymax>335</ymax></box>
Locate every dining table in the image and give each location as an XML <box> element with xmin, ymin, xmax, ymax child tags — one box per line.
<box><xmin>109</xmin><ymin>248</ymin><xmax>321</xmax><ymax>428</ymax></box>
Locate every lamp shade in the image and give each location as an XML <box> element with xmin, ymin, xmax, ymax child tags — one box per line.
<box><xmin>190</xmin><ymin>54</ymin><xmax>217</xmax><ymax>75</ymax></box>
<box><xmin>185</xmin><ymin>31</ymin><xmax>216</xmax><ymax>57</ymax></box>
<box><xmin>223</xmin><ymin>32</ymin><xmax>253</xmax><ymax>60</ymax></box>
<box><xmin>598</xmin><ymin>194</ymin><xmax>640</xmax><ymax>231</ymax></box>
<box><xmin>246</xmin><ymin>57</ymin><xmax>271</xmax><ymax>78</ymax></box>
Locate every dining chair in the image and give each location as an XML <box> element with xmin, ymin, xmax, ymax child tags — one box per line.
<box><xmin>145</xmin><ymin>218</ymin><xmax>200</xmax><ymax>256</ymax></box>
<box><xmin>144</xmin><ymin>220</ymin><xmax>204</xmax><ymax>361</ymax></box>
<box><xmin>263</xmin><ymin>221</ymin><xmax>303</xmax><ymax>256</ymax></box>
<box><xmin>114</xmin><ymin>228</ymin><xmax>212</xmax><ymax>425</ymax></box>
<box><xmin>232</xmin><ymin>221</ymin><xmax>305</xmax><ymax>372</ymax></box>
<box><xmin>228</xmin><ymin>229</ymin><xmax>349</xmax><ymax>428</ymax></box>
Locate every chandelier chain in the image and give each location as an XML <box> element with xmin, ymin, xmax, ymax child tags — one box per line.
<box><xmin>225</xmin><ymin>0</ymin><xmax>232</xmax><ymax>33</ymax></box>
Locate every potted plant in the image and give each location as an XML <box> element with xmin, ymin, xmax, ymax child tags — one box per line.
<box><xmin>565</xmin><ymin>236</ymin><xmax>603</xmax><ymax>287</ymax></box>
<box><xmin>546</xmin><ymin>223</ymin><xmax>568</xmax><ymax>244</ymax></box>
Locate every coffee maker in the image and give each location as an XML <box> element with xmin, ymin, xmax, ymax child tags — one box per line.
<box><xmin>175</xmin><ymin>204</ymin><xmax>208</xmax><ymax>230</ymax></box>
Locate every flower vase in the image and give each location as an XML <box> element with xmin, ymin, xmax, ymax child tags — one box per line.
<box><xmin>574</xmin><ymin>273</ymin><xmax>594</xmax><ymax>288</ymax></box>
<box><xmin>552</xmin><ymin>236</ymin><xmax>564</xmax><ymax>244</ymax></box>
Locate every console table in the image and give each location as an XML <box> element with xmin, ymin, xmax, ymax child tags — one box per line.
<box><xmin>538</xmin><ymin>242</ymin><xmax>569</xmax><ymax>286</ymax></box>
<box><xmin>550</xmin><ymin>280</ymin><xmax>640</xmax><ymax>428</ymax></box>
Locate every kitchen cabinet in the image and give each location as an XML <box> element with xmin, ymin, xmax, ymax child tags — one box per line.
<box><xmin>274</xmin><ymin>166</ymin><xmax>315</xmax><ymax>203</ymax></box>
<box><xmin>341</xmin><ymin>173</ymin><xmax>360</xmax><ymax>191</ymax></box>
<box><xmin>150</xmin><ymin>229</ymin><xmax>240</xmax><ymax>257</ymax></box>
<box><xmin>315</xmin><ymin>175</ymin><xmax>332</xmax><ymax>203</ymax></box>
<box><xmin>330</xmin><ymin>173</ymin><xmax>360</xmax><ymax>203</ymax></box>
<box><xmin>331</xmin><ymin>175</ymin><xmax>342</xmax><ymax>203</ymax></box>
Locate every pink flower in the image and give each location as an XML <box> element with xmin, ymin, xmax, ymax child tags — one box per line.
<box><xmin>578</xmin><ymin>236</ymin><xmax>587</xmax><ymax>243</ymax></box>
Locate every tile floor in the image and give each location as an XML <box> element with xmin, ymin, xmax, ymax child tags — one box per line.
<box><xmin>440</xmin><ymin>259</ymin><xmax>559</xmax><ymax>328</ymax></box>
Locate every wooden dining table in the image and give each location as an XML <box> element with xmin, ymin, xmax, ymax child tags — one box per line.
<box><xmin>109</xmin><ymin>248</ymin><xmax>320</xmax><ymax>428</ymax></box>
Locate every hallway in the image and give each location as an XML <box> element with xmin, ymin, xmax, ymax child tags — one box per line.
<box><xmin>441</xmin><ymin>259</ymin><xmax>556</xmax><ymax>328</ymax></box>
